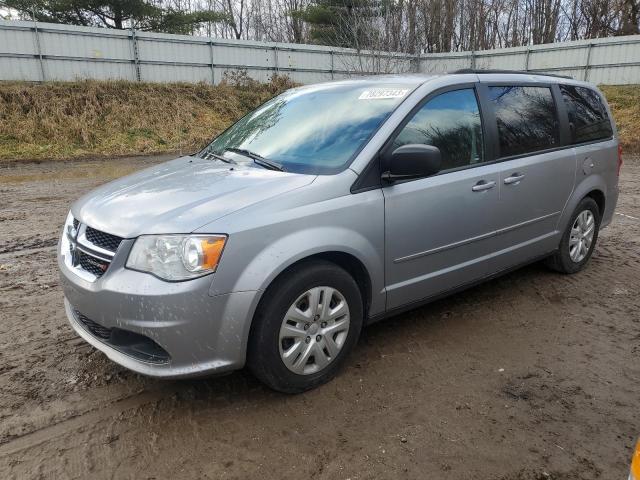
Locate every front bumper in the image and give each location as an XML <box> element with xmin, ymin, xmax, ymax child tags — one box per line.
<box><xmin>58</xmin><ymin>242</ymin><xmax>261</xmax><ymax>379</ymax></box>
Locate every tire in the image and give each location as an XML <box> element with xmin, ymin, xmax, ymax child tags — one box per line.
<box><xmin>545</xmin><ymin>197</ymin><xmax>600</xmax><ymax>274</ymax></box>
<box><xmin>247</xmin><ymin>260</ymin><xmax>363</xmax><ymax>394</ymax></box>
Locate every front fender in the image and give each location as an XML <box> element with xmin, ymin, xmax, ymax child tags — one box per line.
<box><xmin>213</xmin><ymin>225</ymin><xmax>385</xmax><ymax>311</ymax></box>
<box><xmin>209</xmin><ymin>220</ymin><xmax>385</xmax><ymax>366</ymax></box>
<box><xmin>206</xmin><ymin>184</ymin><xmax>386</xmax><ymax>344</ymax></box>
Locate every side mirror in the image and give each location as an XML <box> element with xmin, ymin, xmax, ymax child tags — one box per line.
<box><xmin>382</xmin><ymin>144</ymin><xmax>441</xmax><ymax>183</ymax></box>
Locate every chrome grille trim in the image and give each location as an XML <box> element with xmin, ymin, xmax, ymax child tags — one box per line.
<box><xmin>75</xmin><ymin>241</ymin><xmax>114</xmax><ymax>261</ymax></box>
<box><xmin>77</xmin><ymin>228</ymin><xmax>117</xmax><ymax>260</ymax></box>
<box><xmin>62</xmin><ymin>217</ymin><xmax>122</xmax><ymax>282</ymax></box>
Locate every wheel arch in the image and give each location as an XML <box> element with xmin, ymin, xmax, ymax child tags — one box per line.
<box><xmin>558</xmin><ymin>174</ymin><xmax>608</xmax><ymax>234</ymax></box>
<box><xmin>244</xmin><ymin>250</ymin><xmax>375</xmax><ymax>368</ymax></box>
<box><xmin>585</xmin><ymin>189</ymin><xmax>605</xmax><ymax>218</ymax></box>
<box><xmin>257</xmin><ymin>251</ymin><xmax>373</xmax><ymax>319</ymax></box>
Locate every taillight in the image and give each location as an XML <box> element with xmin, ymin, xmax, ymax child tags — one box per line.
<box><xmin>617</xmin><ymin>144</ymin><xmax>623</xmax><ymax>177</ymax></box>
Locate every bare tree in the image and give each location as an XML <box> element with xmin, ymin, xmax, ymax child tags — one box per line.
<box><xmin>620</xmin><ymin>0</ymin><xmax>640</xmax><ymax>34</ymax></box>
<box><xmin>110</xmin><ymin>0</ymin><xmax>639</xmax><ymax>53</ymax></box>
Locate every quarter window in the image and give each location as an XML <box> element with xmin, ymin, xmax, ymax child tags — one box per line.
<box><xmin>559</xmin><ymin>85</ymin><xmax>613</xmax><ymax>144</ymax></box>
<box><xmin>392</xmin><ymin>89</ymin><xmax>484</xmax><ymax>171</ymax></box>
<box><xmin>488</xmin><ymin>86</ymin><xmax>559</xmax><ymax>157</ymax></box>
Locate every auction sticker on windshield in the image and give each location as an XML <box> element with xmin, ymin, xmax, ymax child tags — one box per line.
<box><xmin>358</xmin><ymin>89</ymin><xmax>409</xmax><ymax>100</ymax></box>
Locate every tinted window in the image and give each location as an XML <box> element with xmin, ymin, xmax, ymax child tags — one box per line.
<box><xmin>392</xmin><ymin>89</ymin><xmax>484</xmax><ymax>171</ymax></box>
<box><xmin>488</xmin><ymin>86</ymin><xmax>559</xmax><ymax>157</ymax></box>
<box><xmin>201</xmin><ymin>83</ymin><xmax>414</xmax><ymax>174</ymax></box>
<box><xmin>560</xmin><ymin>85</ymin><xmax>613</xmax><ymax>144</ymax></box>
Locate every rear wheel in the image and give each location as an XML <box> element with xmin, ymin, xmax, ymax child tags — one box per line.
<box><xmin>546</xmin><ymin>197</ymin><xmax>600</xmax><ymax>274</ymax></box>
<box><xmin>247</xmin><ymin>260</ymin><xmax>363</xmax><ymax>393</ymax></box>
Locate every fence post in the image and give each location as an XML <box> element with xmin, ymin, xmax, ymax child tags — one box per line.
<box><xmin>273</xmin><ymin>46</ymin><xmax>279</xmax><ymax>76</ymax></box>
<box><xmin>525</xmin><ymin>47</ymin><xmax>531</xmax><ymax>71</ymax></box>
<box><xmin>470</xmin><ymin>50</ymin><xmax>476</xmax><ymax>69</ymax></box>
<box><xmin>584</xmin><ymin>43</ymin><xmax>593</xmax><ymax>81</ymax></box>
<box><xmin>330</xmin><ymin>50</ymin><xmax>334</xmax><ymax>80</ymax></box>
<box><xmin>33</xmin><ymin>20</ymin><xmax>46</xmax><ymax>81</ymax></box>
<box><xmin>209</xmin><ymin>39</ymin><xmax>215</xmax><ymax>85</ymax></box>
<box><xmin>130</xmin><ymin>28</ymin><xmax>141</xmax><ymax>81</ymax></box>
<box><xmin>413</xmin><ymin>53</ymin><xmax>421</xmax><ymax>73</ymax></box>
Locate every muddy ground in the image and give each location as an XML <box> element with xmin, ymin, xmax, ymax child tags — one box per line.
<box><xmin>0</xmin><ymin>154</ymin><xmax>638</xmax><ymax>480</ymax></box>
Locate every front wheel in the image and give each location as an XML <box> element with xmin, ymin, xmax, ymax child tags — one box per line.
<box><xmin>247</xmin><ymin>260</ymin><xmax>363</xmax><ymax>393</ymax></box>
<box><xmin>546</xmin><ymin>197</ymin><xmax>600</xmax><ymax>274</ymax></box>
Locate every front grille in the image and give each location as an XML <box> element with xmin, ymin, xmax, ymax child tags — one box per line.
<box><xmin>76</xmin><ymin>249</ymin><xmax>110</xmax><ymax>278</ymax></box>
<box><xmin>66</xmin><ymin>218</ymin><xmax>122</xmax><ymax>280</ymax></box>
<box><xmin>85</xmin><ymin>226</ymin><xmax>123</xmax><ymax>253</ymax></box>
<box><xmin>75</xmin><ymin>310</ymin><xmax>112</xmax><ymax>340</ymax></box>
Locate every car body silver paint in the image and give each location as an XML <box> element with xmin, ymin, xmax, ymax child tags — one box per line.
<box><xmin>58</xmin><ymin>73</ymin><xmax>619</xmax><ymax>378</ymax></box>
<box><xmin>58</xmin><ymin>238</ymin><xmax>262</xmax><ymax>377</ymax></box>
<box><xmin>72</xmin><ymin>156</ymin><xmax>316</xmax><ymax>238</ymax></box>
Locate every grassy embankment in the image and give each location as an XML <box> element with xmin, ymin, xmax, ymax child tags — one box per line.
<box><xmin>600</xmin><ymin>85</ymin><xmax>639</xmax><ymax>154</ymax></box>
<box><xmin>0</xmin><ymin>77</ymin><xmax>637</xmax><ymax>162</ymax></box>
<box><xmin>0</xmin><ymin>74</ymin><xmax>296</xmax><ymax>162</ymax></box>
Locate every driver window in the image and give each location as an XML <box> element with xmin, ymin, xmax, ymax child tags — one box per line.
<box><xmin>392</xmin><ymin>88</ymin><xmax>484</xmax><ymax>171</ymax></box>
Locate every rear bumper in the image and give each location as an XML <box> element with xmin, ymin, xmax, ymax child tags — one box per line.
<box><xmin>601</xmin><ymin>183</ymin><xmax>619</xmax><ymax>229</ymax></box>
<box><xmin>59</xmin><ymin>247</ymin><xmax>261</xmax><ymax>379</ymax></box>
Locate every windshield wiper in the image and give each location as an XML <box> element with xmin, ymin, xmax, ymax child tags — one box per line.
<box><xmin>224</xmin><ymin>148</ymin><xmax>284</xmax><ymax>171</ymax></box>
<box><xmin>201</xmin><ymin>150</ymin><xmax>237</xmax><ymax>164</ymax></box>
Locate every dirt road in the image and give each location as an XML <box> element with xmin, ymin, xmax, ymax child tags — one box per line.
<box><xmin>1</xmin><ymin>155</ymin><xmax>638</xmax><ymax>479</ymax></box>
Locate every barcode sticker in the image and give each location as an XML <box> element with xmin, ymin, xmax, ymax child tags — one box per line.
<box><xmin>358</xmin><ymin>89</ymin><xmax>409</xmax><ymax>100</ymax></box>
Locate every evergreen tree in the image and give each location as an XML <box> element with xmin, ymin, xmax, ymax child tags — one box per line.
<box><xmin>3</xmin><ymin>0</ymin><xmax>228</xmax><ymax>34</ymax></box>
<box><xmin>293</xmin><ymin>0</ymin><xmax>385</xmax><ymax>48</ymax></box>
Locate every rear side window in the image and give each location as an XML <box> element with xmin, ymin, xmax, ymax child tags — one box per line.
<box><xmin>488</xmin><ymin>86</ymin><xmax>559</xmax><ymax>157</ymax></box>
<box><xmin>392</xmin><ymin>88</ymin><xmax>484</xmax><ymax>171</ymax></box>
<box><xmin>559</xmin><ymin>85</ymin><xmax>613</xmax><ymax>144</ymax></box>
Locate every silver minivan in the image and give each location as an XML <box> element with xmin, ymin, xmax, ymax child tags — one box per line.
<box><xmin>58</xmin><ymin>71</ymin><xmax>621</xmax><ymax>392</ymax></box>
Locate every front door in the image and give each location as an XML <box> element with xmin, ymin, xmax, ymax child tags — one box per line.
<box><xmin>383</xmin><ymin>87</ymin><xmax>503</xmax><ymax>310</ymax></box>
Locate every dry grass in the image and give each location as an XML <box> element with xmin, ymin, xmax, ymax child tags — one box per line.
<box><xmin>601</xmin><ymin>85</ymin><xmax>640</xmax><ymax>154</ymax></box>
<box><xmin>0</xmin><ymin>73</ymin><xmax>296</xmax><ymax>161</ymax></box>
<box><xmin>0</xmin><ymin>78</ymin><xmax>637</xmax><ymax>161</ymax></box>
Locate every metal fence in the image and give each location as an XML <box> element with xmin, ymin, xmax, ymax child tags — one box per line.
<box><xmin>420</xmin><ymin>36</ymin><xmax>640</xmax><ymax>85</ymax></box>
<box><xmin>1</xmin><ymin>19</ymin><xmax>640</xmax><ymax>85</ymax></box>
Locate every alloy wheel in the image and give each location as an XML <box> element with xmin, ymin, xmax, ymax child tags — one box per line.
<box><xmin>569</xmin><ymin>209</ymin><xmax>595</xmax><ymax>263</ymax></box>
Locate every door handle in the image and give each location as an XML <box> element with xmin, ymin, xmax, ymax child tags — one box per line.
<box><xmin>504</xmin><ymin>173</ymin><xmax>525</xmax><ymax>185</ymax></box>
<box><xmin>472</xmin><ymin>180</ymin><xmax>496</xmax><ymax>192</ymax></box>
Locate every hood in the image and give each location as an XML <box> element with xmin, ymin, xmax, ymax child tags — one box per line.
<box><xmin>72</xmin><ymin>156</ymin><xmax>316</xmax><ymax>237</ymax></box>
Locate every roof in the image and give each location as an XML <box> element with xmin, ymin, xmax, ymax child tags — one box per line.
<box><xmin>313</xmin><ymin>69</ymin><xmax>577</xmax><ymax>87</ymax></box>
<box><xmin>453</xmin><ymin>68</ymin><xmax>572</xmax><ymax>79</ymax></box>
<box><xmin>297</xmin><ymin>70</ymin><xmax>593</xmax><ymax>92</ymax></box>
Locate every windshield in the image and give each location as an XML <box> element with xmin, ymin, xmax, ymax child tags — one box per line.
<box><xmin>199</xmin><ymin>83</ymin><xmax>415</xmax><ymax>174</ymax></box>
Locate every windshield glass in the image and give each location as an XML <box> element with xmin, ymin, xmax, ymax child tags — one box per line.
<box><xmin>199</xmin><ymin>82</ymin><xmax>415</xmax><ymax>174</ymax></box>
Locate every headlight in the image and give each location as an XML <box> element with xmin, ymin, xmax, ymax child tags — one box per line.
<box><xmin>126</xmin><ymin>234</ymin><xmax>227</xmax><ymax>281</ymax></box>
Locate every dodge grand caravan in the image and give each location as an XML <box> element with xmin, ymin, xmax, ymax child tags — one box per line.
<box><xmin>58</xmin><ymin>71</ymin><xmax>621</xmax><ymax>393</ymax></box>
